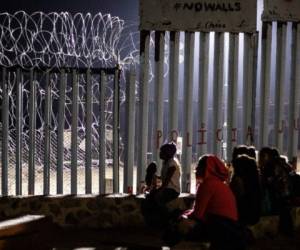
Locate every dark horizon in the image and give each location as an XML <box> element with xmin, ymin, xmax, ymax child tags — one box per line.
<box><xmin>0</xmin><ymin>0</ymin><xmax>139</xmax><ymax>23</ymax></box>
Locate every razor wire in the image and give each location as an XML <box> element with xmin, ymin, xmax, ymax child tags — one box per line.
<box><xmin>0</xmin><ymin>11</ymin><xmax>140</xmax><ymax>170</ymax></box>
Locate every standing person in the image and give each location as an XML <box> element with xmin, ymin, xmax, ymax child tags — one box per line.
<box><xmin>164</xmin><ymin>155</ymin><xmax>245</xmax><ymax>250</ymax></box>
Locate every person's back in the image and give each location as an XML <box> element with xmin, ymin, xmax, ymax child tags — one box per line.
<box><xmin>144</xmin><ymin>161</ymin><xmax>158</xmax><ymax>193</ymax></box>
<box><xmin>230</xmin><ymin>155</ymin><xmax>261</xmax><ymax>226</ymax></box>
<box><xmin>193</xmin><ymin>176</ymin><xmax>238</xmax><ymax>222</ymax></box>
<box><xmin>161</xmin><ymin>157</ymin><xmax>181</xmax><ymax>194</ymax></box>
<box><xmin>183</xmin><ymin>155</ymin><xmax>245</xmax><ymax>250</ymax></box>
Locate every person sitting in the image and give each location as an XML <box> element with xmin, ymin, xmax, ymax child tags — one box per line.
<box><xmin>230</xmin><ymin>155</ymin><xmax>261</xmax><ymax>226</ymax></box>
<box><xmin>164</xmin><ymin>155</ymin><xmax>245</xmax><ymax>250</ymax></box>
<box><xmin>141</xmin><ymin>142</ymin><xmax>181</xmax><ymax>228</ymax></box>
<box><xmin>157</xmin><ymin>142</ymin><xmax>181</xmax><ymax>203</ymax></box>
<box><xmin>143</xmin><ymin>161</ymin><xmax>159</xmax><ymax>194</ymax></box>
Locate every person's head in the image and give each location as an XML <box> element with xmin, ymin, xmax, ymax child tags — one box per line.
<box><xmin>258</xmin><ymin>147</ymin><xmax>274</xmax><ymax>168</ymax></box>
<box><xmin>146</xmin><ymin>161</ymin><xmax>157</xmax><ymax>175</ymax></box>
<box><xmin>247</xmin><ymin>146</ymin><xmax>256</xmax><ymax>160</ymax></box>
<box><xmin>195</xmin><ymin>154</ymin><xmax>229</xmax><ymax>183</ymax></box>
<box><xmin>232</xmin><ymin>145</ymin><xmax>256</xmax><ymax>162</ymax></box>
<box><xmin>232</xmin><ymin>154</ymin><xmax>258</xmax><ymax>178</ymax></box>
<box><xmin>232</xmin><ymin>145</ymin><xmax>249</xmax><ymax>162</ymax></box>
<box><xmin>159</xmin><ymin>142</ymin><xmax>177</xmax><ymax>161</ymax></box>
<box><xmin>145</xmin><ymin>161</ymin><xmax>157</xmax><ymax>186</ymax></box>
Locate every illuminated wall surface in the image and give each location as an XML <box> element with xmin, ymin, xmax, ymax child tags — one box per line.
<box><xmin>0</xmin><ymin>0</ymin><xmax>299</xmax><ymax>195</ymax></box>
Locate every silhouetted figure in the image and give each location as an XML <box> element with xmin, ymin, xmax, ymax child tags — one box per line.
<box><xmin>141</xmin><ymin>142</ymin><xmax>181</xmax><ymax>228</ymax></box>
<box><xmin>232</xmin><ymin>145</ymin><xmax>256</xmax><ymax>162</ymax></box>
<box><xmin>259</xmin><ymin>147</ymin><xmax>294</xmax><ymax>235</ymax></box>
<box><xmin>143</xmin><ymin>161</ymin><xmax>159</xmax><ymax>194</ymax></box>
<box><xmin>230</xmin><ymin>154</ymin><xmax>262</xmax><ymax>245</ymax></box>
<box><xmin>164</xmin><ymin>155</ymin><xmax>246</xmax><ymax>250</ymax></box>
<box><xmin>230</xmin><ymin>155</ymin><xmax>261</xmax><ymax>227</ymax></box>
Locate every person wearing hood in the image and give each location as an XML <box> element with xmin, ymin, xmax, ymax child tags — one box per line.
<box><xmin>166</xmin><ymin>155</ymin><xmax>246</xmax><ymax>250</ymax></box>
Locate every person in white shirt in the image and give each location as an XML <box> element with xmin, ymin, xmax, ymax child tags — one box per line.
<box><xmin>141</xmin><ymin>142</ymin><xmax>181</xmax><ymax>228</ymax></box>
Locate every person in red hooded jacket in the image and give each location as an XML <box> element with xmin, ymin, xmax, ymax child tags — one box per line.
<box><xmin>164</xmin><ymin>155</ymin><xmax>246</xmax><ymax>250</ymax></box>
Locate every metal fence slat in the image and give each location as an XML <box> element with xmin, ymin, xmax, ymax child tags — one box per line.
<box><xmin>29</xmin><ymin>69</ymin><xmax>36</xmax><ymax>195</ymax></box>
<box><xmin>44</xmin><ymin>71</ymin><xmax>51</xmax><ymax>195</ymax></box>
<box><xmin>1</xmin><ymin>68</ymin><xmax>8</xmax><ymax>196</ymax></box>
<box><xmin>57</xmin><ymin>69</ymin><xmax>66</xmax><ymax>194</ymax></box>
<box><xmin>16</xmin><ymin>68</ymin><xmax>23</xmax><ymax>195</ymax></box>
<box><xmin>182</xmin><ymin>31</ymin><xmax>195</xmax><ymax>193</ymax></box>
<box><xmin>99</xmin><ymin>71</ymin><xmax>106</xmax><ymax>194</ymax></box>
<box><xmin>113</xmin><ymin>68</ymin><xmax>120</xmax><ymax>193</ymax></box>
<box><xmin>71</xmin><ymin>69</ymin><xmax>78</xmax><ymax>195</ymax></box>
<box><xmin>85</xmin><ymin>69</ymin><xmax>92</xmax><ymax>194</ymax></box>
<box><xmin>124</xmin><ymin>69</ymin><xmax>136</xmax><ymax>193</ymax></box>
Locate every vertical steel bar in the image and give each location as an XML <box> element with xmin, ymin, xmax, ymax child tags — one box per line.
<box><xmin>243</xmin><ymin>33</ymin><xmax>256</xmax><ymax>146</ymax></box>
<box><xmin>71</xmin><ymin>69</ymin><xmax>78</xmax><ymax>195</ymax></box>
<box><xmin>212</xmin><ymin>33</ymin><xmax>225</xmax><ymax>156</ymax></box>
<box><xmin>85</xmin><ymin>69</ymin><xmax>92</xmax><ymax>194</ymax></box>
<box><xmin>227</xmin><ymin>33</ymin><xmax>239</xmax><ymax>161</ymax></box>
<box><xmin>1</xmin><ymin>68</ymin><xmax>8</xmax><ymax>196</ymax></box>
<box><xmin>250</xmin><ymin>33</ymin><xmax>259</xmax><ymax>146</ymax></box>
<box><xmin>169</xmin><ymin>31</ymin><xmax>180</xmax><ymax>140</ymax></box>
<box><xmin>44</xmin><ymin>71</ymin><xmax>51</xmax><ymax>195</ymax></box>
<box><xmin>182</xmin><ymin>31</ymin><xmax>195</xmax><ymax>193</ymax></box>
<box><xmin>198</xmin><ymin>32</ymin><xmax>210</xmax><ymax>157</ymax></box>
<box><xmin>242</xmin><ymin>34</ymin><xmax>250</xmax><ymax>144</ymax></box>
<box><xmin>124</xmin><ymin>69</ymin><xmax>136</xmax><ymax>193</ymax></box>
<box><xmin>16</xmin><ymin>68</ymin><xmax>22</xmax><ymax>195</ymax></box>
<box><xmin>259</xmin><ymin>22</ymin><xmax>272</xmax><ymax>148</ymax></box>
<box><xmin>28</xmin><ymin>69</ymin><xmax>36</xmax><ymax>195</ymax></box>
<box><xmin>99</xmin><ymin>71</ymin><xmax>106</xmax><ymax>194</ymax></box>
<box><xmin>153</xmin><ymin>31</ymin><xmax>165</xmax><ymax>167</ymax></box>
<box><xmin>137</xmin><ymin>30</ymin><xmax>150</xmax><ymax>190</ymax></box>
<box><xmin>288</xmin><ymin>23</ymin><xmax>300</xmax><ymax>161</ymax></box>
<box><xmin>274</xmin><ymin>23</ymin><xmax>286</xmax><ymax>151</ymax></box>
<box><xmin>113</xmin><ymin>68</ymin><xmax>120</xmax><ymax>193</ymax></box>
<box><xmin>57</xmin><ymin>69</ymin><xmax>66</xmax><ymax>194</ymax></box>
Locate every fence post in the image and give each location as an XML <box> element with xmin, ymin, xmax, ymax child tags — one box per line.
<box><xmin>137</xmin><ymin>30</ymin><xmax>150</xmax><ymax>191</ymax></box>
<box><xmin>113</xmin><ymin>67</ymin><xmax>121</xmax><ymax>193</ymax></box>
<box><xmin>259</xmin><ymin>22</ymin><xmax>272</xmax><ymax>149</ymax></box>
<box><xmin>99</xmin><ymin>70</ymin><xmax>107</xmax><ymax>194</ymax></box>
<box><xmin>274</xmin><ymin>23</ymin><xmax>287</xmax><ymax>151</ymax></box>
<box><xmin>169</xmin><ymin>31</ymin><xmax>180</xmax><ymax>141</ymax></box>
<box><xmin>124</xmin><ymin>68</ymin><xmax>136</xmax><ymax>193</ymax></box>
<box><xmin>85</xmin><ymin>69</ymin><xmax>92</xmax><ymax>194</ymax></box>
<box><xmin>16</xmin><ymin>68</ymin><xmax>23</xmax><ymax>195</ymax></box>
<box><xmin>198</xmin><ymin>32</ymin><xmax>210</xmax><ymax>157</ymax></box>
<box><xmin>29</xmin><ymin>69</ymin><xmax>36</xmax><ymax>195</ymax></box>
<box><xmin>71</xmin><ymin>69</ymin><xmax>78</xmax><ymax>195</ymax></box>
<box><xmin>1</xmin><ymin>68</ymin><xmax>8</xmax><ymax>196</ymax></box>
<box><xmin>57</xmin><ymin>69</ymin><xmax>66</xmax><ymax>194</ymax></box>
<box><xmin>182</xmin><ymin>31</ymin><xmax>195</xmax><ymax>193</ymax></box>
<box><xmin>288</xmin><ymin>23</ymin><xmax>300</xmax><ymax>161</ymax></box>
<box><xmin>227</xmin><ymin>33</ymin><xmax>239</xmax><ymax>161</ymax></box>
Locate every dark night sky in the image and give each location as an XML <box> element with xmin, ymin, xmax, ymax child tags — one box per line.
<box><xmin>0</xmin><ymin>0</ymin><xmax>139</xmax><ymax>23</ymax></box>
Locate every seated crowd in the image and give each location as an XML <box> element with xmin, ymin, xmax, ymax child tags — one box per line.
<box><xmin>141</xmin><ymin>143</ymin><xmax>300</xmax><ymax>250</ymax></box>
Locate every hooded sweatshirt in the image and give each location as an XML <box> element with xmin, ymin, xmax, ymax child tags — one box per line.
<box><xmin>186</xmin><ymin>155</ymin><xmax>238</xmax><ymax>222</ymax></box>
